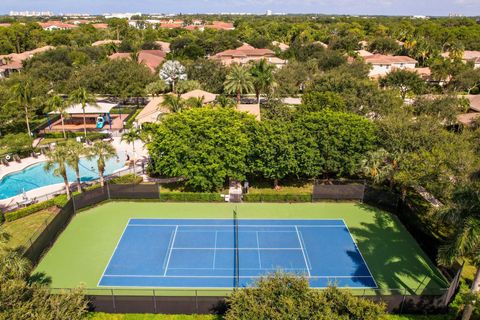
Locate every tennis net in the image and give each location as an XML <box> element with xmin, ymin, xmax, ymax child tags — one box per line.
<box><xmin>233</xmin><ymin>208</ymin><xmax>240</xmax><ymax>288</ymax></box>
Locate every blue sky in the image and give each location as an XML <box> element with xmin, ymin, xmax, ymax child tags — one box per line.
<box><xmin>2</xmin><ymin>0</ymin><xmax>479</xmax><ymax>16</ymax></box>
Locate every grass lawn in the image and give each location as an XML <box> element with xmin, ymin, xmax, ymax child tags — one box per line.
<box><xmin>1</xmin><ymin>208</ymin><xmax>58</xmax><ymax>250</ymax></box>
<box><xmin>34</xmin><ymin>202</ymin><xmax>447</xmax><ymax>296</ymax></box>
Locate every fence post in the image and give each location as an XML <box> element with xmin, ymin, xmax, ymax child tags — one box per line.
<box><xmin>111</xmin><ymin>289</ymin><xmax>116</xmax><ymax>313</ymax></box>
<box><xmin>153</xmin><ymin>289</ymin><xmax>157</xmax><ymax>313</ymax></box>
<box><xmin>106</xmin><ymin>180</ymin><xmax>111</xmax><ymax>200</ymax></box>
<box><xmin>195</xmin><ymin>290</ymin><xmax>198</xmax><ymax>313</ymax></box>
<box><xmin>400</xmin><ymin>288</ymin><xmax>407</xmax><ymax>314</ymax></box>
<box><xmin>72</xmin><ymin>196</ymin><xmax>76</xmax><ymax>214</ymax></box>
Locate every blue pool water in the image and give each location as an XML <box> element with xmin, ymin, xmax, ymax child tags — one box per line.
<box><xmin>0</xmin><ymin>155</ymin><xmax>126</xmax><ymax>199</ymax></box>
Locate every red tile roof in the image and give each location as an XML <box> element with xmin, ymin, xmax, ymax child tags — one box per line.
<box><xmin>204</xmin><ymin>21</ymin><xmax>235</xmax><ymax>30</ymax></box>
<box><xmin>363</xmin><ymin>54</ymin><xmax>417</xmax><ymax>65</ymax></box>
<box><xmin>92</xmin><ymin>23</ymin><xmax>108</xmax><ymax>29</ymax></box>
<box><xmin>108</xmin><ymin>50</ymin><xmax>166</xmax><ymax>72</ymax></box>
<box><xmin>212</xmin><ymin>43</ymin><xmax>274</xmax><ymax>59</ymax></box>
<box><xmin>39</xmin><ymin>21</ymin><xmax>78</xmax><ymax>29</ymax></box>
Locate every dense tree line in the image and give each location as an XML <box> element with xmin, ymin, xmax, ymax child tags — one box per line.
<box><xmin>147</xmin><ymin>107</ymin><xmax>376</xmax><ymax>192</ymax></box>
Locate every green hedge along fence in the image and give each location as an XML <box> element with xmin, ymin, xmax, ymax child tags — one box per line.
<box><xmin>4</xmin><ymin>195</ymin><xmax>68</xmax><ymax>222</ymax></box>
<box><xmin>243</xmin><ymin>194</ymin><xmax>312</xmax><ymax>202</ymax></box>
<box><xmin>159</xmin><ymin>192</ymin><xmax>223</xmax><ymax>202</ymax></box>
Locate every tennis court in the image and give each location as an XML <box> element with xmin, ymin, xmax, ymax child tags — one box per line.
<box><xmin>99</xmin><ymin>218</ymin><xmax>376</xmax><ymax>288</ymax></box>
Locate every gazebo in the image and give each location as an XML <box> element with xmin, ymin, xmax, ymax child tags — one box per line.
<box><xmin>46</xmin><ymin>102</ymin><xmax>120</xmax><ymax>133</ymax></box>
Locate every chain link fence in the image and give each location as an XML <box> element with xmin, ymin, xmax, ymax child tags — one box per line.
<box><xmin>15</xmin><ymin>179</ymin><xmax>453</xmax><ymax>315</ymax></box>
<box><xmin>46</xmin><ymin>286</ymin><xmax>448</xmax><ymax>314</ymax></box>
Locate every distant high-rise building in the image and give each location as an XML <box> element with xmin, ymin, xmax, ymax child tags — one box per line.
<box><xmin>266</xmin><ymin>10</ymin><xmax>272</xmax><ymax>16</ymax></box>
<box><xmin>9</xmin><ymin>11</ymin><xmax>53</xmax><ymax>17</ymax></box>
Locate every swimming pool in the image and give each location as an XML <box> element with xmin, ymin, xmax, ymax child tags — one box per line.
<box><xmin>0</xmin><ymin>155</ymin><xmax>127</xmax><ymax>200</ymax></box>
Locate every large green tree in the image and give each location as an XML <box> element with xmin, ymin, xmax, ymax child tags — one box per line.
<box><xmin>225</xmin><ymin>272</ymin><xmax>385</xmax><ymax>320</ymax></box>
<box><xmin>248</xmin><ymin>120</ymin><xmax>297</xmax><ymax>187</ymax></box>
<box><xmin>148</xmin><ymin>108</ymin><xmax>256</xmax><ymax>191</ymax></box>
<box><xmin>379</xmin><ymin>69</ymin><xmax>425</xmax><ymax>100</ymax></box>
<box><xmin>293</xmin><ymin>111</ymin><xmax>378</xmax><ymax>178</ymax></box>
<box><xmin>437</xmin><ymin>183</ymin><xmax>480</xmax><ymax>320</ymax></box>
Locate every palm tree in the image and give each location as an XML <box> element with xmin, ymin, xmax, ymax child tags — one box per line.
<box><xmin>250</xmin><ymin>59</ymin><xmax>276</xmax><ymax>103</ymax></box>
<box><xmin>45</xmin><ymin>95</ymin><xmax>68</xmax><ymax>139</ymax></box>
<box><xmin>437</xmin><ymin>184</ymin><xmax>480</xmax><ymax>320</ymax></box>
<box><xmin>162</xmin><ymin>94</ymin><xmax>186</xmax><ymax>113</ymax></box>
<box><xmin>68</xmin><ymin>88</ymin><xmax>98</xmax><ymax>140</ymax></box>
<box><xmin>186</xmin><ymin>97</ymin><xmax>204</xmax><ymax>109</ymax></box>
<box><xmin>10</xmin><ymin>80</ymin><xmax>34</xmax><ymax>137</ymax></box>
<box><xmin>0</xmin><ymin>229</ymin><xmax>31</xmax><ymax>281</ymax></box>
<box><xmin>359</xmin><ymin>149</ymin><xmax>394</xmax><ymax>185</ymax></box>
<box><xmin>65</xmin><ymin>141</ymin><xmax>86</xmax><ymax>193</ymax></box>
<box><xmin>215</xmin><ymin>95</ymin><xmax>237</xmax><ymax>109</ymax></box>
<box><xmin>224</xmin><ymin>64</ymin><xmax>254</xmax><ymax>103</ymax></box>
<box><xmin>87</xmin><ymin>141</ymin><xmax>117</xmax><ymax>187</ymax></box>
<box><xmin>44</xmin><ymin>145</ymin><xmax>71</xmax><ymax>199</ymax></box>
<box><xmin>121</xmin><ymin>127</ymin><xmax>141</xmax><ymax>166</ymax></box>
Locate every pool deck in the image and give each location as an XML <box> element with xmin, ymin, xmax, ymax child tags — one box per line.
<box><xmin>0</xmin><ymin>137</ymin><xmax>148</xmax><ymax>208</ymax></box>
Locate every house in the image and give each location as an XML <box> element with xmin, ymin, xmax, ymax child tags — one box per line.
<box><xmin>180</xmin><ymin>89</ymin><xmax>217</xmax><ymax>103</ymax></box>
<box><xmin>92</xmin><ymin>23</ymin><xmax>109</xmax><ymax>29</ymax></box>
<box><xmin>210</xmin><ymin>43</ymin><xmax>287</xmax><ymax>68</ymax></box>
<box><xmin>39</xmin><ymin>21</ymin><xmax>77</xmax><ymax>31</ymax></box>
<box><xmin>441</xmin><ymin>51</ymin><xmax>480</xmax><ymax>69</ymax></box>
<box><xmin>355</xmin><ymin>49</ymin><xmax>373</xmax><ymax>57</ymax></box>
<box><xmin>237</xmin><ymin>104</ymin><xmax>261</xmax><ymax>120</ymax></box>
<box><xmin>452</xmin><ymin>95</ymin><xmax>480</xmax><ymax>126</ymax></box>
<box><xmin>108</xmin><ymin>50</ymin><xmax>166</xmax><ymax>72</ymax></box>
<box><xmin>272</xmin><ymin>41</ymin><xmax>290</xmax><ymax>52</ymax></box>
<box><xmin>204</xmin><ymin>21</ymin><xmax>235</xmax><ymax>31</ymax></box>
<box><xmin>362</xmin><ymin>54</ymin><xmax>418</xmax><ymax>78</ymax></box>
<box><xmin>92</xmin><ymin>40</ymin><xmax>121</xmax><ymax>47</ymax></box>
<box><xmin>154</xmin><ymin>41</ymin><xmax>171</xmax><ymax>53</ymax></box>
<box><xmin>0</xmin><ymin>46</ymin><xmax>54</xmax><ymax>78</ymax></box>
<box><xmin>137</xmin><ymin>90</ymin><xmax>260</xmax><ymax>125</ymax></box>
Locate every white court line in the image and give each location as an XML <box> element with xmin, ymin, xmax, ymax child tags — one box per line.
<box><xmin>162</xmin><ymin>228</ymin><xmax>176</xmax><ymax>270</ymax></box>
<box><xmin>342</xmin><ymin>219</ymin><xmax>378</xmax><ymax>289</ymax></box>
<box><xmin>163</xmin><ymin>225</ymin><xmax>178</xmax><ymax>276</ymax></box>
<box><xmin>171</xmin><ymin>247</ymin><xmax>303</xmax><ymax>250</ymax></box>
<box><xmin>212</xmin><ymin>231</ymin><xmax>217</xmax><ymax>269</ymax></box>
<box><xmin>256</xmin><ymin>231</ymin><xmax>262</xmax><ymax>269</ymax></box>
<box><xmin>295</xmin><ymin>226</ymin><xmax>311</xmax><ymax>277</ymax></box>
<box><xmin>298</xmin><ymin>231</ymin><xmax>312</xmax><ymax>270</ymax></box>
<box><xmin>102</xmin><ymin>274</ymin><xmax>375</xmax><ymax>279</ymax></box>
<box><xmin>97</xmin><ymin>220</ymin><xmax>131</xmax><ymax>285</ymax></box>
<box><xmin>129</xmin><ymin>224</ymin><xmax>345</xmax><ymax>228</ymax></box>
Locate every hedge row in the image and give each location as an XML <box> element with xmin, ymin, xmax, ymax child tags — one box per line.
<box><xmin>243</xmin><ymin>194</ymin><xmax>312</xmax><ymax>202</ymax></box>
<box><xmin>109</xmin><ymin>174</ymin><xmax>143</xmax><ymax>185</ymax></box>
<box><xmin>42</xmin><ymin>132</ymin><xmax>110</xmax><ymax>140</ymax></box>
<box><xmin>4</xmin><ymin>194</ymin><xmax>68</xmax><ymax>222</ymax></box>
<box><xmin>159</xmin><ymin>192</ymin><xmax>223</xmax><ymax>202</ymax></box>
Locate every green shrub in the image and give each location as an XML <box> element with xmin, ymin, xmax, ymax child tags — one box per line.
<box><xmin>5</xmin><ymin>199</ymin><xmax>56</xmax><ymax>222</ymax></box>
<box><xmin>243</xmin><ymin>194</ymin><xmax>311</xmax><ymax>202</ymax></box>
<box><xmin>125</xmin><ymin>108</ymin><xmax>142</xmax><ymax>126</ymax></box>
<box><xmin>5</xmin><ymin>193</ymin><xmax>70</xmax><ymax>222</ymax></box>
<box><xmin>0</xmin><ymin>210</ymin><xmax>4</xmax><ymax>224</ymax></box>
<box><xmin>109</xmin><ymin>174</ymin><xmax>143</xmax><ymax>185</ymax></box>
<box><xmin>159</xmin><ymin>192</ymin><xmax>223</xmax><ymax>202</ymax></box>
<box><xmin>42</xmin><ymin>132</ymin><xmax>110</xmax><ymax>141</ymax></box>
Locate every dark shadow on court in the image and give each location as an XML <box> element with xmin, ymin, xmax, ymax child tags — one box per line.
<box><xmin>348</xmin><ymin>203</ymin><xmax>447</xmax><ymax>295</ymax></box>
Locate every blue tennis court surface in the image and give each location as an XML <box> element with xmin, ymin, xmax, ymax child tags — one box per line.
<box><xmin>99</xmin><ymin>219</ymin><xmax>376</xmax><ymax>288</ymax></box>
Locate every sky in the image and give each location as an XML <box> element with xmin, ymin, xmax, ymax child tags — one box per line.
<box><xmin>1</xmin><ymin>0</ymin><xmax>480</xmax><ymax>16</ymax></box>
